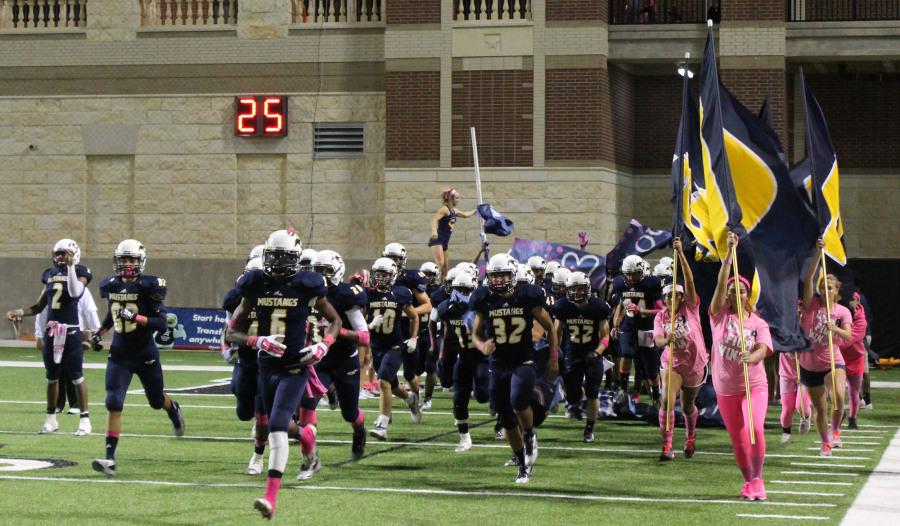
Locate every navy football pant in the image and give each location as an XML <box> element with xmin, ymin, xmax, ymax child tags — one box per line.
<box><xmin>373</xmin><ymin>347</ymin><xmax>403</xmax><ymax>388</ymax></box>
<box><xmin>563</xmin><ymin>355</ymin><xmax>604</xmax><ymax>406</ymax></box>
<box><xmin>299</xmin><ymin>353</ymin><xmax>361</xmax><ymax>425</ymax></box>
<box><xmin>105</xmin><ymin>356</ymin><xmax>166</xmax><ymax>412</ymax></box>
<box><xmin>231</xmin><ymin>361</ymin><xmax>263</xmax><ymax>421</ymax></box>
<box><xmin>42</xmin><ymin>328</ymin><xmax>83</xmax><ymax>382</ymax></box>
<box><xmin>489</xmin><ymin>361</ymin><xmax>537</xmax><ymax>430</ymax></box>
<box><xmin>259</xmin><ymin>368</ymin><xmax>310</xmax><ymax>433</ymax></box>
<box><xmin>452</xmin><ymin>352</ymin><xmax>489</xmax><ymax>422</ymax></box>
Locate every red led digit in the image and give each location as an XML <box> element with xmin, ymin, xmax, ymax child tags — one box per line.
<box><xmin>236</xmin><ymin>97</ymin><xmax>257</xmax><ymax>135</ymax></box>
<box><xmin>263</xmin><ymin>97</ymin><xmax>284</xmax><ymax>135</ymax></box>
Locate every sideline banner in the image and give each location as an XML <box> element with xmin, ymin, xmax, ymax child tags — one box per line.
<box><xmin>156</xmin><ymin>307</ymin><xmax>226</xmax><ymax>350</ymax></box>
<box><xmin>510</xmin><ymin>238</ymin><xmax>607</xmax><ymax>289</ymax></box>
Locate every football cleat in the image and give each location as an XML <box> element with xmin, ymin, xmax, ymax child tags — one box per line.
<box><xmin>352</xmin><ymin>426</ymin><xmax>367</xmax><ymax>460</ymax></box>
<box><xmin>421</xmin><ymin>397</ymin><xmax>432</xmax><ymax>411</ymax></box>
<box><xmin>583</xmin><ymin>429</ymin><xmax>595</xmax><ymax>443</ymax></box>
<box><xmin>750</xmin><ymin>478</ymin><xmax>767</xmax><ymax>501</ymax></box>
<box><xmin>67</xmin><ymin>407</ymin><xmax>81</xmax><ymax>415</ymax></box>
<box><xmin>39</xmin><ymin>415</ymin><xmax>58</xmax><ymax>434</ymax></box>
<box><xmin>369</xmin><ymin>424</ymin><xmax>388</xmax><ymax>441</ymax></box>
<box><xmin>75</xmin><ymin>417</ymin><xmax>91</xmax><ymax>436</ymax></box>
<box><xmin>170</xmin><ymin>400</ymin><xmax>185</xmax><ymax>437</ymax></box>
<box><xmin>91</xmin><ymin>458</ymin><xmax>116</xmax><ymax>477</ymax></box>
<box><xmin>799</xmin><ymin>417</ymin><xmax>811</xmax><ymax>435</ymax></box>
<box><xmin>297</xmin><ymin>452</ymin><xmax>321</xmax><ymax>481</ymax></box>
<box><xmin>504</xmin><ymin>455</ymin><xmax>519</xmax><ymax>467</ymax></box>
<box><xmin>659</xmin><ymin>446</ymin><xmax>675</xmax><ymax>462</ymax></box>
<box><xmin>407</xmin><ymin>392</ymin><xmax>421</xmax><ymax>424</ymax></box>
<box><xmin>524</xmin><ymin>433</ymin><xmax>538</xmax><ymax>467</ymax></box>
<box><xmin>327</xmin><ymin>390</ymin><xmax>339</xmax><ymax>411</ymax></box>
<box><xmin>780</xmin><ymin>433</ymin><xmax>792</xmax><ymax>444</ymax></box>
<box><xmin>246</xmin><ymin>453</ymin><xmax>264</xmax><ymax>475</ymax></box>
<box><xmin>515</xmin><ymin>464</ymin><xmax>532</xmax><ymax>484</ymax></box>
<box><xmin>455</xmin><ymin>433</ymin><xmax>472</xmax><ymax>453</ymax></box>
<box><xmin>684</xmin><ymin>436</ymin><xmax>696</xmax><ymax>458</ymax></box>
<box><xmin>254</xmin><ymin>498</ymin><xmax>274</xmax><ymax>520</ymax></box>
<box><xmin>848</xmin><ymin>417</ymin><xmax>858</xmax><ymax>430</ymax></box>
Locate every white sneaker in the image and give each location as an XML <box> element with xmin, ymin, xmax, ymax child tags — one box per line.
<box><xmin>246</xmin><ymin>452</ymin><xmax>264</xmax><ymax>475</ymax></box>
<box><xmin>780</xmin><ymin>432</ymin><xmax>792</xmax><ymax>444</ymax></box>
<box><xmin>297</xmin><ymin>451</ymin><xmax>320</xmax><ymax>480</ymax></box>
<box><xmin>524</xmin><ymin>433</ymin><xmax>538</xmax><ymax>467</ymax></box>
<box><xmin>455</xmin><ymin>433</ymin><xmax>472</xmax><ymax>452</ymax></box>
<box><xmin>91</xmin><ymin>458</ymin><xmax>116</xmax><ymax>477</ymax></box>
<box><xmin>75</xmin><ymin>417</ymin><xmax>91</xmax><ymax>436</ymax></box>
<box><xmin>421</xmin><ymin>398</ymin><xmax>433</xmax><ymax>411</ymax></box>
<box><xmin>799</xmin><ymin>417</ymin><xmax>811</xmax><ymax>435</ymax></box>
<box><xmin>369</xmin><ymin>424</ymin><xmax>388</xmax><ymax>441</ymax></box>
<box><xmin>39</xmin><ymin>415</ymin><xmax>59</xmax><ymax>434</ymax></box>
<box><xmin>515</xmin><ymin>464</ymin><xmax>532</xmax><ymax>484</ymax></box>
<box><xmin>359</xmin><ymin>390</ymin><xmax>373</xmax><ymax>400</ymax></box>
<box><xmin>67</xmin><ymin>407</ymin><xmax>80</xmax><ymax>415</ymax></box>
<box><xmin>406</xmin><ymin>392</ymin><xmax>421</xmax><ymax>424</ymax></box>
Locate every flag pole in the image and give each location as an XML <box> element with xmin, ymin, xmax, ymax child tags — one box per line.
<box><xmin>819</xmin><ymin>248</ymin><xmax>839</xmax><ymax>406</ymax></box>
<box><xmin>731</xmin><ymin>243</ymin><xmax>756</xmax><ymax>445</ymax></box>
<box><xmin>666</xmin><ymin>245</ymin><xmax>679</xmax><ymax>432</ymax></box>
<box><xmin>470</xmin><ymin>127</ymin><xmax>489</xmax><ymax>262</ymax></box>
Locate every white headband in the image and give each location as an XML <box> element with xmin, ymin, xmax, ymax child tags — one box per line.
<box><xmin>662</xmin><ymin>284</ymin><xmax>684</xmax><ymax>296</ymax></box>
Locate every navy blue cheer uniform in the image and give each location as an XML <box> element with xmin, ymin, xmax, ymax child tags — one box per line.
<box><xmin>427</xmin><ymin>205</ymin><xmax>458</xmax><ymax>251</ymax></box>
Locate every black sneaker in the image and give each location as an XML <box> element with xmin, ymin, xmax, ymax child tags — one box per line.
<box><xmin>170</xmin><ymin>400</ymin><xmax>185</xmax><ymax>437</ymax></box>
<box><xmin>515</xmin><ymin>464</ymin><xmax>531</xmax><ymax>483</ymax></box>
<box><xmin>352</xmin><ymin>426</ymin><xmax>367</xmax><ymax>460</ymax></box>
<box><xmin>848</xmin><ymin>417</ymin><xmax>858</xmax><ymax>430</ymax></box>
<box><xmin>583</xmin><ymin>429</ymin><xmax>595</xmax><ymax>443</ymax></box>
<box><xmin>92</xmin><ymin>458</ymin><xmax>116</xmax><ymax>477</ymax></box>
<box><xmin>327</xmin><ymin>391</ymin><xmax>338</xmax><ymax>411</ymax></box>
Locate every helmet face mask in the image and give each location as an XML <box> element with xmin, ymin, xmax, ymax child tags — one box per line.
<box><xmin>551</xmin><ymin>268</ymin><xmax>571</xmax><ymax>299</ymax></box>
<box><xmin>567</xmin><ymin>284</ymin><xmax>589</xmax><ymax>303</ymax></box>
<box><xmin>312</xmin><ymin>250</ymin><xmax>345</xmax><ymax>286</ymax></box>
<box><xmin>263</xmin><ymin>230</ymin><xmax>302</xmax><ymax>280</ymax></box>
<box><xmin>486</xmin><ymin>254</ymin><xmax>517</xmax><ymax>295</ymax></box>
<box><xmin>52</xmin><ymin>239</ymin><xmax>81</xmax><ymax>268</ymax></box>
<box><xmin>372</xmin><ymin>257</ymin><xmax>397</xmax><ymax>292</ymax></box>
<box><xmin>382</xmin><ymin>243</ymin><xmax>407</xmax><ymax>271</ymax></box>
<box><xmin>419</xmin><ymin>262</ymin><xmax>440</xmax><ymax>287</ymax></box>
<box><xmin>621</xmin><ymin>255</ymin><xmax>645</xmax><ymax>286</ymax></box>
<box><xmin>114</xmin><ymin>239</ymin><xmax>146</xmax><ymax>279</ymax></box>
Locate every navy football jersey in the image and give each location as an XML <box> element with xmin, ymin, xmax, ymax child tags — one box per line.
<box><xmin>222</xmin><ymin>285</ymin><xmax>259</xmax><ymax>364</ymax></box>
<box><xmin>236</xmin><ymin>269</ymin><xmax>328</xmax><ymax>371</ymax></box>
<box><xmin>469</xmin><ymin>284</ymin><xmax>545</xmax><ymax>364</ymax></box>
<box><xmin>100</xmin><ymin>274</ymin><xmax>167</xmax><ymax>361</ymax></box>
<box><xmin>436</xmin><ymin>298</ymin><xmax>476</xmax><ymax>357</ymax></box>
<box><xmin>418</xmin><ymin>282</ymin><xmax>440</xmax><ymax>336</ymax></box>
<box><xmin>610</xmin><ymin>275</ymin><xmax>661</xmax><ymax>331</ymax></box>
<box><xmin>41</xmin><ymin>264</ymin><xmax>92</xmax><ymax>325</ymax></box>
<box><xmin>324</xmin><ymin>282</ymin><xmax>368</xmax><ymax>360</ymax></box>
<box><xmin>366</xmin><ymin>286</ymin><xmax>413</xmax><ymax>351</ymax></box>
<box><xmin>553</xmin><ymin>297</ymin><xmax>611</xmax><ymax>357</ymax></box>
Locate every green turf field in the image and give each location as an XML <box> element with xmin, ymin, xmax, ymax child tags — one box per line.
<box><xmin>0</xmin><ymin>347</ymin><xmax>897</xmax><ymax>525</ymax></box>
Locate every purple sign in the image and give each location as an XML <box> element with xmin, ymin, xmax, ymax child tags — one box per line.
<box><xmin>510</xmin><ymin>238</ymin><xmax>607</xmax><ymax>289</ymax></box>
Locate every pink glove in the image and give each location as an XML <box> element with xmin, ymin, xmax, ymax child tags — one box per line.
<box><xmin>249</xmin><ymin>334</ymin><xmax>286</xmax><ymax>357</ymax></box>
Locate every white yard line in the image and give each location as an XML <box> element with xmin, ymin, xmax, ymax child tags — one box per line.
<box><xmin>870</xmin><ymin>381</ymin><xmax>900</xmax><ymax>389</ymax></box>
<box><xmin>767</xmin><ymin>490</ymin><xmax>844</xmax><ymax>497</ymax></box>
<box><xmin>0</xmin><ymin>475</ymin><xmax>838</xmax><ymax>508</ymax></box>
<box><xmin>0</xmin><ymin>360</ymin><xmax>231</xmax><ymax>372</ymax></box>
<box><xmin>841</xmin><ymin>427</ymin><xmax>900</xmax><ymax>525</ymax></box>
<box><xmin>806</xmin><ymin>447</ymin><xmax>874</xmax><ymax>453</ymax></box>
<box><xmin>770</xmin><ymin>480</ymin><xmax>854</xmax><ymax>487</ymax></box>
<box><xmin>780</xmin><ymin>471</ymin><xmax>859</xmax><ymax>477</ymax></box>
<box><xmin>736</xmin><ymin>514</ymin><xmax>828</xmax><ymax>521</ymax></box>
<box><xmin>790</xmin><ymin>462</ymin><xmax>866</xmax><ymax>469</ymax></box>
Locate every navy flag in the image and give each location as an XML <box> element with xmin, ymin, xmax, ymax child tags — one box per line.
<box><xmin>476</xmin><ymin>203</ymin><xmax>514</xmax><ymax>237</ymax></box>
<box><xmin>606</xmin><ymin>219</ymin><xmax>672</xmax><ymax>272</ymax></box>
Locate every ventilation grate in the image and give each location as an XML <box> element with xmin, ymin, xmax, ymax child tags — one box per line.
<box><xmin>313</xmin><ymin>124</ymin><xmax>365</xmax><ymax>158</ymax></box>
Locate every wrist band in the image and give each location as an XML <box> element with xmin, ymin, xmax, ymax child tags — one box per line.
<box><xmin>549</xmin><ymin>349</ymin><xmax>559</xmax><ymax>360</ymax></box>
<box><xmin>227</xmin><ymin>318</ymin><xmax>238</xmax><ymax>329</ymax></box>
<box><xmin>322</xmin><ymin>334</ymin><xmax>335</xmax><ymax>347</ymax></box>
<box><xmin>600</xmin><ymin>338</ymin><xmax>609</xmax><ymax>348</ymax></box>
<box><xmin>247</xmin><ymin>336</ymin><xmax>259</xmax><ymax>348</ymax></box>
<box><xmin>135</xmin><ymin>315</ymin><xmax>147</xmax><ymax>325</ymax></box>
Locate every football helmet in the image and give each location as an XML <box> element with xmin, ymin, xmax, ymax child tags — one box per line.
<box><xmin>263</xmin><ymin>229</ymin><xmax>302</xmax><ymax>279</ymax></box>
<box><xmin>642</xmin><ymin>259</ymin><xmax>652</xmax><ymax>277</ymax></box>
<box><xmin>247</xmin><ymin>244</ymin><xmax>265</xmax><ymax>262</ymax></box>
<box><xmin>371</xmin><ymin>257</ymin><xmax>398</xmax><ymax>292</ymax></box>
<box><xmin>452</xmin><ymin>269</ymin><xmax>478</xmax><ymax>294</ymax></box>
<box><xmin>621</xmin><ymin>255</ymin><xmax>645</xmax><ymax>285</ymax></box>
<box><xmin>552</xmin><ymin>268</ymin><xmax>571</xmax><ymax>299</ymax></box>
<box><xmin>566</xmin><ymin>271</ymin><xmax>591</xmax><ymax>303</ymax></box>
<box><xmin>486</xmin><ymin>254</ymin><xmax>517</xmax><ymax>295</ymax></box>
<box><xmin>454</xmin><ymin>262</ymin><xmax>479</xmax><ymax>279</ymax></box>
<box><xmin>653</xmin><ymin>262</ymin><xmax>672</xmax><ymax>278</ymax></box>
<box><xmin>545</xmin><ymin>261</ymin><xmax>561</xmax><ymax>282</ymax></box>
<box><xmin>52</xmin><ymin>238</ymin><xmax>81</xmax><ymax>267</ymax></box>
<box><xmin>419</xmin><ymin>262</ymin><xmax>440</xmax><ymax>286</ymax></box>
<box><xmin>299</xmin><ymin>249</ymin><xmax>318</xmax><ymax>272</ymax></box>
<box><xmin>114</xmin><ymin>239</ymin><xmax>146</xmax><ymax>278</ymax></box>
<box><xmin>312</xmin><ymin>250</ymin><xmax>345</xmax><ymax>287</ymax></box>
<box><xmin>382</xmin><ymin>243</ymin><xmax>407</xmax><ymax>270</ymax></box>
<box><xmin>444</xmin><ymin>267</ymin><xmax>461</xmax><ymax>293</ymax></box>
<box><xmin>244</xmin><ymin>256</ymin><xmax>263</xmax><ymax>273</ymax></box>
<box><xmin>516</xmin><ymin>265</ymin><xmax>535</xmax><ymax>285</ymax></box>
<box><xmin>659</xmin><ymin>256</ymin><xmax>674</xmax><ymax>271</ymax></box>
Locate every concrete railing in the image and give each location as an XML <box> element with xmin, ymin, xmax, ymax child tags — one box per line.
<box><xmin>140</xmin><ymin>0</ymin><xmax>238</xmax><ymax>26</ymax></box>
<box><xmin>453</xmin><ymin>0</ymin><xmax>532</xmax><ymax>22</ymax></box>
<box><xmin>291</xmin><ymin>0</ymin><xmax>384</xmax><ymax>25</ymax></box>
<box><xmin>0</xmin><ymin>0</ymin><xmax>87</xmax><ymax>29</ymax></box>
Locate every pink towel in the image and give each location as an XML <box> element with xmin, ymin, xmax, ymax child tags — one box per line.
<box><xmin>46</xmin><ymin>321</ymin><xmax>67</xmax><ymax>364</ymax></box>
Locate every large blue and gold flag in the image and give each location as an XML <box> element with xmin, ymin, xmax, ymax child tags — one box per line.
<box><xmin>799</xmin><ymin>67</ymin><xmax>847</xmax><ymax>267</ymax></box>
<box><xmin>697</xmin><ymin>24</ymin><xmax>816</xmax><ymax>352</ymax></box>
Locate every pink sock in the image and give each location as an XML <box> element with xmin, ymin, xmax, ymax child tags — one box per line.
<box><xmin>750</xmin><ymin>455</ymin><xmax>765</xmax><ymax>480</ymax></box>
<box><xmin>658</xmin><ymin>409</ymin><xmax>673</xmax><ymax>447</ymax></box>
<box><xmin>685</xmin><ymin>407</ymin><xmax>698</xmax><ymax>438</ymax></box>
<box><xmin>263</xmin><ymin>476</ymin><xmax>282</xmax><ymax>509</ymax></box>
<box><xmin>299</xmin><ymin>426</ymin><xmax>316</xmax><ymax>455</ymax></box>
<box><xmin>831</xmin><ymin>412</ymin><xmax>842</xmax><ymax>435</ymax></box>
<box><xmin>847</xmin><ymin>375</ymin><xmax>862</xmax><ymax>418</ymax></box>
<box><xmin>299</xmin><ymin>407</ymin><xmax>318</xmax><ymax>427</ymax></box>
<box><xmin>780</xmin><ymin>389</ymin><xmax>796</xmax><ymax>429</ymax></box>
<box><xmin>353</xmin><ymin>410</ymin><xmax>365</xmax><ymax>428</ymax></box>
<box><xmin>818</xmin><ymin>423</ymin><xmax>830</xmax><ymax>445</ymax></box>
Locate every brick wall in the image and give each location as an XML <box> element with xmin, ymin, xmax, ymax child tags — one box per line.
<box><xmin>722</xmin><ymin>0</ymin><xmax>783</xmax><ymax>21</ymax></box>
<box><xmin>452</xmin><ymin>70</ymin><xmax>533</xmax><ymax>167</ymax></box>
<box><xmin>603</xmin><ymin>65</ymin><xmax>634</xmax><ymax>167</ymax></box>
<box><xmin>633</xmin><ymin>75</ymin><xmax>692</xmax><ymax>170</ymax></box>
<box><xmin>386</xmin><ymin>71</ymin><xmax>440</xmax><ymax>162</ymax></box>
<box><xmin>720</xmin><ymin>69</ymin><xmax>787</xmax><ymax>151</ymax></box>
<box><xmin>386</xmin><ymin>0</ymin><xmax>441</xmax><ymax>24</ymax></box>
<box><xmin>546</xmin><ymin>68</ymin><xmax>603</xmax><ymax>161</ymax></box>
<box><xmin>546</xmin><ymin>0</ymin><xmax>606</xmax><ymax>22</ymax></box>
<box><xmin>805</xmin><ymin>73</ymin><xmax>900</xmax><ymax>169</ymax></box>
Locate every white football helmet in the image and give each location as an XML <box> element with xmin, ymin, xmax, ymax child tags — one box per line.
<box><xmin>452</xmin><ymin>270</ymin><xmax>478</xmax><ymax>292</ymax></box>
<box><xmin>527</xmin><ymin>256</ymin><xmax>547</xmax><ymax>272</ymax></box>
<box><xmin>653</xmin><ymin>262</ymin><xmax>672</xmax><ymax>278</ymax></box>
<box><xmin>516</xmin><ymin>265</ymin><xmax>535</xmax><ymax>285</ymax></box>
<box><xmin>642</xmin><ymin>259</ymin><xmax>652</xmax><ymax>276</ymax></box>
<box><xmin>566</xmin><ymin>271</ymin><xmax>591</xmax><ymax>303</ymax></box>
<box><xmin>621</xmin><ymin>255</ymin><xmax>645</xmax><ymax>285</ymax></box>
<box><xmin>454</xmin><ymin>262</ymin><xmax>479</xmax><ymax>278</ymax></box>
<box><xmin>545</xmin><ymin>261</ymin><xmax>561</xmax><ymax>281</ymax></box>
<box><xmin>552</xmin><ymin>267</ymin><xmax>571</xmax><ymax>298</ymax></box>
<box><xmin>443</xmin><ymin>267</ymin><xmax>461</xmax><ymax>292</ymax></box>
<box><xmin>245</xmin><ymin>257</ymin><xmax>264</xmax><ymax>273</ymax></box>
<box><xmin>659</xmin><ymin>256</ymin><xmax>675</xmax><ymax>270</ymax></box>
<box><xmin>419</xmin><ymin>261</ymin><xmax>440</xmax><ymax>286</ymax></box>
<box><xmin>114</xmin><ymin>239</ymin><xmax>146</xmax><ymax>278</ymax></box>
<box><xmin>248</xmin><ymin>244</ymin><xmax>265</xmax><ymax>262</ymax></box>
<box><xmin>371</xmin><ymin>257</ymin><xmax>398</xmax><ymax>291</ymax></box>
<box><xmin>486</xmin><ymin>254</ymin><xmax>517</xmax><ymax>294</ymax></box>
<box><xmin>312</xmin><ymin>250</ymin><xmax>345</xmax><ymax>286</ymax></box>
<box><xmin>299</xmin><ymin>249</ymin><xmax>318</xmax><ymax>272</ymax></box>
<box><xmin>52</xmin><ymin>238</ymin><xmax>81</xmax><ymax>267</ymax></box>
<box><xmin>382</xmin><ymin>242</ymin><xmax>408</xmax><ymax>270</ymax></box>
<box><xmin>263</xmin><ymin>229</ymin><xmax>302</xmax><ymax>279</ymax></box>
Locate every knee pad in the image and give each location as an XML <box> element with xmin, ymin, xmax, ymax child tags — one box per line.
<box><xmin>105</xmin><ymin>392</ymin><xmax>125</xmax><ymax>412</ymax></box>
<box><xmin>147</xmin><ymin>392</ymin><xmax>165</xmax><ymax>410</ymax></box>
<box><xmin>500</xmin><ymin>411</ymin><xmax>518</xmax><ymax>430</ymax></box>
<box><xmin>47</xmin><ymin>378</ymin><xmax>59</xmax><ymax>385</ymax></box>
<box><xmin>71</xmin><ymin>376</ymin><xmax>85</xmax><ymax>386</ymax></box>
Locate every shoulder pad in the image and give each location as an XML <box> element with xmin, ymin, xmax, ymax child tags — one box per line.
<box><xmin>393</xmin><ymin>286</ymin><xmax>413</xmax><ymax>305</ymax></box>
<box><xmin>98</xmin><ymin>276</ymin><xmax>116</xmax><ymax>298</ymax></box>
<box><xmin>222</xmin><ymin>286</ymin><xmax>242</xmax><ymax>312</ymax></box>
<box><xmin>140</xmin><ymin>275</ymin><xmax>168</xmax><ymax>302</ymax></box>
<box><xmin>41</xmin><ymin>268</ymin><xmax>54</xmax><ymax>284</ymax></box>
<box><xmin>236</xmin><ymin>269</ymin><xmax>265</xmax><ymax>297</ymax></box>
<box><xmin>75</xmin><ymin>264</ymin><xmax>93</xmax><ymax>284</ymax></box>
<box><xmin>295</xmin><ymin>271</ymin><xmax>328</xmax><ymax>297</ymax></box>
<box><xmin>336</xmin><ymin>283</ymin><xmax>368</xmax><ymax>308</ymax></box>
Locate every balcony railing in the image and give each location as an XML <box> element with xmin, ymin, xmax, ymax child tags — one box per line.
<box><xmin>291</xmin><ymin>0</ymin><xmax>384</xmax><ymax>25</ymax></box>
<box><xmin>609</xmin><ymin>0</ymin><xmax>720</xmax><ymax>25</ymax></box>
<box><xmin>0</xmin><ymin>0</ymin><xmax>87</xmax><ymax>29</ymax></box>
<box><xmin>453</xmin><ymin>0</ymin><xmax>532</xmax><ymax>22</ymax></box>
<box><xmin>788</xmin><ymin>0</ymin><xmax>900</xmax><ymax>21</ymax></box>
<box><xmin>140</xmin><ymin>0</ymin><xmax>238</xmax><ymax>26</ymax></box>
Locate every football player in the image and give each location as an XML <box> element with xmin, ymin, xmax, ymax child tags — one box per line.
<box><xmin>90</xmin><ymin>240</ymin><xmax>185</xmax><ymax>477</ymax></box>
<box><xmin>553</xmin><ymin>271</ymin><xmax>611</xmax><ymax>443</ymax></box>
<box><xmin>428</xmin><ymin>267</ymin><xmax>458</xmax><ymax>390</ymax></box>
<box><xmin>366</xmin><ymin>257</ymin><xmax>421</xmax><ymax>440</ymax></box>
<box><xmin>225</xmin><ymin>230</ymin><xmax>342</xmax><ymax>519</ymax></box>
<box><xmin>471</xmin><ymin>254</ymin><xmax>559</xmax><ymax>484</ymax></box>
<box><xmin>527</xmin><ymin>256</ymin><xmax>547</xmax><ymax>285</ymax></box>
<box><xmin>417</xmin><ymin>261</ymin><xmax>441</xmax><ymax>410</ymax></box>
<box><xmin>7</xmin><ymin>239</ymin><xmax>92</xmax><ymax>435</ymax></box>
